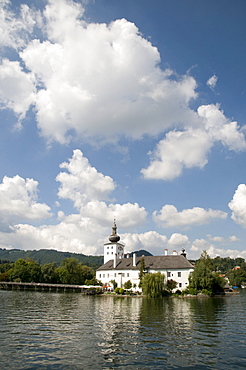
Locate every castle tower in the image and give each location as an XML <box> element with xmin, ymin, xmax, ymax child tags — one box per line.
<box><xmin>104</xmin><ymin>220</ymin><xmax>125</xmax><ymax>264</ymax></box>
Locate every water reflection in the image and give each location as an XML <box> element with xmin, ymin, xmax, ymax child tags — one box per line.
<box><xmin>0</xmin><ymin>290</ymin><xmax>246</xmax><ymax>369</ymax></box>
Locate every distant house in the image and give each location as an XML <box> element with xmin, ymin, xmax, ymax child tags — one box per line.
<box><xmin>96</xmin><ymin>222</ymin><xmax>194</xmax><ymax>291</ymax></box>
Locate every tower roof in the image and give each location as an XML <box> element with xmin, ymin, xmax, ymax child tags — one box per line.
<box><xmin>108</xmin><ymin>220</ymin><xmax>120</xmax><ymax>243</ymax></box>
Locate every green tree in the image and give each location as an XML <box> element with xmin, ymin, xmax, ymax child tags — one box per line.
<box><xmin>85</xmin><ymin>277</ymin><xmax>102</xmax><ymax>286</ymax></box>
<box><xmin>139</xmin><ymin>257</ymin><xmax>146</xmax><ymax>288</ymax></box>
<box><xmin>56</xmin><ymin>258</ymin><xmax>94</xmax><ymax>285</ymax></box>
<box><xmin>124</xmin><ymin>280</ymin><xmax>132</xmax><ymax>289</ymax></box>
<box><xmin>189</xmin><ymin>251</ymin><xmax>225</xmax><ymax>294</ymax></box>
<box><xmin>110</xmin><ymin>279</ymin><xmax>117</xmax><ymax>289</ymax></box>
<box><xmin>142</xmin><ymin>272</ymin><xmax>165</xmax><ymax>298</ymax></box>
<box><xmin>166</xmin><ymin>279</ymin><xmax>177</xmax><ymax>293</ymax></box>
<box><xmin>227</xmin><ymin>269</ymin><xmax>246</xmax><ymax>287</ymax></box>
<box><xmin>9</xmin><ymin>259</ymin><xmax>42</xmax><ymax>282</ymax></box>
<box><xmin>41</xmin><ymin>262</ymin><xmax>58</xmax><ymax>283</ymax></box>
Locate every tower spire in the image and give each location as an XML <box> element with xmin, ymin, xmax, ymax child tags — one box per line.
<box><xmin>109</xmin><ymin>219</ymin><xmax>120</xmax><ymax>242</ymax></box>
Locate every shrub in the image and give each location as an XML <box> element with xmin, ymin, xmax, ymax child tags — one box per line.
<box><xmin>201</xmin><ymin>289</ymin><xmax>213</xmax><ymax>296</ymax></box>
<box><xmin>182</xmin><ymin>287</ymin><xmax>198</xmax><ymax>295</ymax></box>
<box><xmin>114</xmin><ymin>287</ymin><xmax>120</xmax><ymax>294</ymax></box>
<box><xmin>119</xmin><ymin>288</ymin><xmax>125</xmax><ymax>295</ymax></box>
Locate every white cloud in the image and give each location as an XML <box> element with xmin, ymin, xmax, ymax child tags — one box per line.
<box><xmin>0</xmin><ymin>0</ymin><xmax>198</xmax><ymax>144</ymax></box>
<box><xmin>168</xmin><ymin>233</ymin><xmax>189</xmax><ymax>246</ymax></box>
<box><xmin>198</xmin><ymin>104</ymin><xmax>246</xmax><ymax>152</ymax></box>
<box><xmin>0</xmin><ymin>59</ymin><xmax>35</xmax><ymax>122</ymax></box>
<box><xmin>228</xmin><ymin>184</ymin><xmax>246</xmax><ymax>227</ymax></box>
<box><xmin>206</xmin><ymin>75</ymin><xmax>218</xmax><ymax>90</ymax></box>
<box><xmin>57</xmin><ymin>150</ymin><xmax>147</xmax><ymax>227</ymax></box>
<box><xmin>0</xmin><ymin>0</ymin><xmax>39</xmax><ymax>49</ymax></box>
<box><xmin>1</xmin><ymin>0</ymin><xmax>245</xmax><ymax>182</ymax></box>
<box><xmin>2</xmin><ymin>215</ymin><xmax>106</xmax><ymax>255</ymax></box>
<box><xmin>0</xmin><ymin>175</ymin><xmax>51</xmax><ymax>227</ymax></box>
<box><xmin>141</xmin><ymin>128</ymin><xmax>212</xmax><ymax>180</ymax></box>
<box><xmin>207</xmin><ymin>234</ymin><xmax>240</xmax><ymax>243</ymax></box>
<box><xmin>56</xmin><ymin>149</ymin><xmax>116</xmax><ymax>208</ymax></box>
<box><xmin>142</xmin><ymin>104</ymin><xmax>246</xmax><ymax>180</ymax></box>
<box><xmin>153</xmin><ymin>204</ymin><xmax>227</xmax><ymax>228</ymax></box>
<box><xmin>190</xmin><ymin>238</ymin><xmax>246</xmax><ymax>260</ymax></box>
<box><xmin>122</xmin><ymin>231</ymin><xmax>168</xmax><ymax>254</ymax></box>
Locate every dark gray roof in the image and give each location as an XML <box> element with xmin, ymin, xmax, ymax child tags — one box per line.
<box><xmin>97</xmin><ymin>255</ymin><xmax>194</xmax><ymax>271</ymax></box>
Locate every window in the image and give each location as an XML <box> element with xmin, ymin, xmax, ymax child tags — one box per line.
<box><xmin>127</xmin><ymin>273</ymin><xmax>129</xmax><ymax>277</ymax></box>
<box><xmin>99</xmin><ymin>274</ymin><xmax>101</xmax><ymax>278</ymax></box>
<box><xmin>122</xmin><ymin>273</ymin><xmax>125</xmax><ymax>277</ymax></box>
<box><xmin>114</xmin><ymin>273</ymin><xmax>116</xmax><ymax>277</ymax></box>
<box><xmin>107</xmin><ymin>246</ymin><xmax>109</xmax><ymax>249</ymax></box>
<box><xmin>111</xmin><ymin>246</ymin><xmax>113</xmax><ymax>249</ymax></box>
<box><xmin>111</xmin><ymin>252</ymin><xmax>113</xmax><ymax>254</ymax></box>
<box><xmin>167</xmin><ymin>272</ymin><xmax>171</xmax><ymax>278</ymax></box>
<box><xmin>107</xmin><ymin>274</ymin><xmax>109</xmax><ymax>278</ymax></box>
<box><xmin>178</xmin><ymin>272</ymin><xmax>181</xmax><ymax>277</ymax></box>
<box><xmin>179</xmin><ymin>283</ymin><xmax>182</xmax><ymax>287</ymax></box>
<box><xmin>103</xmin><ymin>274</ymin><xmax>105</xmax><ymax>278</ymax></box>
<box><xmin>107</xmin><ymin>252</ymin><xmax>109</xmax><ymax>254</ymax></box>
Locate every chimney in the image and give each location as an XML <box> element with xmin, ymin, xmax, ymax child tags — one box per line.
<box><xmin>164</xmin><ymin>249</ymin><xmax>168</xmax><ymax>256</ymax></box>
<box><xmin>133</xmin><ymin>253</ymin><xmax>136</xmax><ymax>267</ymax></box>
<box><xmin>173</xmin><ymin>250</ymin><xmax>178</xmax><ymax>255</ymax></box>
<box><xmin>181</xmin><ymin>247</ymin><xmax>187</xmax><ymax>258</ymax></box>
<box><xmin>114</xmin><ymin>253</ymin><xmax>117</xmax><ymax>268</ymax></box>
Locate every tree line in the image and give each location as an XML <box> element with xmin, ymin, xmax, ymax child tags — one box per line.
<box><xmin>138</xmin><ymin>251</ymin><xmax>246</xmax><ymax>298</ymax></box>
<box><xmin>0</xmin><ymin>257</ymin><xmax>101</xmax><ymax>286</ymax></box>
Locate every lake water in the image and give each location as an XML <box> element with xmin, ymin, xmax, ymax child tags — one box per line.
<box><xmin>0</xmin><ymin>290</ymin><xmax>246</xmax><ymax>369</ymax></box>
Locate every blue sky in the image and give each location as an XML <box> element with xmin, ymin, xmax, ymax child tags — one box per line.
<box><xmin>1</xmin><ymin>0</ymin><xmax>246</xmax><ymax>259</ymax></box>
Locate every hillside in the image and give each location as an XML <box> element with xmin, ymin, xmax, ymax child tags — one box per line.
<box><xmin>0</xmin><ymin>248</ymin><xmax>153</xmax><ymax>268</ymax></box>
<box><xmin>0</xmin><ymin>248</ymin><xmax>103</xmax><ymax>268</ymax></box>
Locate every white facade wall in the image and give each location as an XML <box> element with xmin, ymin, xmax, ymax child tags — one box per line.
<box><xmin>104</xmin><ymin>242</ymin><xmax>125</xmax><ymax>264</ymax></box>
<box><xmin>96</xmin><ymin>267</ymin><xmax>193</xmax><ymax>291</ymax></box>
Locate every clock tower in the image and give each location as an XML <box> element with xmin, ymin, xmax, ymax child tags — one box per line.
<box><xmin>104</xmin><ymin>220</ymin><xmax>125</xmax><ymax>264</ymax></box>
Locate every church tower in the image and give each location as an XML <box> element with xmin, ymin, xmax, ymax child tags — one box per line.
<box><xmin>104</xmin><ymin>220</ymin><xmax>125</xmax><ymax>264</ymax></box>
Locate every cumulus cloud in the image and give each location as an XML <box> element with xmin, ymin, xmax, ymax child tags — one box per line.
<box><xmin>141</xmin><ymin>128</ymin><xmax>212</xmax><ymax>180</ymax></box>
<box><xmin>1</xmin><ymin>215</ymin><xmax>106</xmax><ymax>255</ymax></box>
<box><xmin>122</xmin><ymin>231</ymin><xmax>168</xmax><ymax>254</ymax></box>
<box><xmin>153</xmin><ymin>204</ymin><xmax>227</xmax><ymax>228</ymax></box>
<box><xmin>168</xmin><ymin>233</ymin><xmax>190</xmax><ymax>247</ymax></box>
<box><xmin>0</xmin><ymin>0</ymin><xmax>39</xmax><ymax>49</ymax></box>
<box><xmin>57</xmin><ymin>150</ymin><xmax>147</xmax><ymax>227</ymax></box>
<box><xmin>206</xmin><ymin>75</ymin><xmax>218</xmax><ymax>90</ymax></box>
<box><xmin>190</xmin><ymin>238</ymin><xmax>246</xmax><ymax>259</ymax></box>
<box><xmin>0</xmin><ymin>59</ymin><xmax>36</xmax><ymax>122</ymax></box>
<box><xmin>0</xmin><ymin>175</ymin><xmax>51</xmax><ymax>228</ymax></box>
<box><xmin>0</xmin><ymin>0</ymin><xmax>197</xmax><ymax>145</ymax></box>
<box><xmin>207</xmin><ymin>234</ymin><xmax>240</xmax><ymax>243</ymax></box>
<box><xmin>142</xmin><ymin>104</ymin><xmax>246</xmax><ymax>180</ymax></box>
<box><xmin>1</xmin><ymin>0</ymin><xmax>245</xmax><ymax>181</ymax></box>
<box><xmin>228</xmin><ymin>184</ymin><xmax>246</xmax><ymax>227</ymax></box>
<box><xmin>56</xmin><ymin>149</ymin><xmax>116</xmax><ymax>208</ymax></box>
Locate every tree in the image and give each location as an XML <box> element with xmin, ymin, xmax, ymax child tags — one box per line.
<box><xmin>56</xmin><ymin>258</ymin><xmax>94</xmax><ymax>285</ymax></box>
<box><xmin>142</xmin><ymin>272</ymin><xmax>165</xmax><ymax>298</ymax></box>
<box><xmin>227</xmin><ymin>269</ymin><xmax>246</xmax><ymax>287</ymax></box>
<box><xmin>166</xmin><ymin>279</ymin><xmax>177</xmax><ymax>293</ymax></box>
<box><xmin>124</xmin><ymin>280</ymin><xmax>132</xmax><ymax>289</ymax></box>
<box><xmin>41</xmin><ymin>262</ymin><xmax>58</xmax><ymax>283</ymax></box>
<box><xmin>110</xmin><ymin>279</ymin><xmax>117</xmax><ymax>289</ymax></box>
<box><xmin>9</xmin><ymin>259</ymin><xmax>42</xmax><ymax>282</ymax></box>
<box><xmin>139</xmin><ymin>257</ymin><xmax>146</xmax><ymax>288</ymax></box>
<box><xmin>189</xmin><ymin>251</ymin><xmax>225</xmax><ymax>294</ymax></box>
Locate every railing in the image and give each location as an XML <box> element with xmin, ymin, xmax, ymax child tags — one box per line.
<box><xmin>0</xmin><ymin>281</ymin><xmax>102</xmax><ymax>294</ymax></box>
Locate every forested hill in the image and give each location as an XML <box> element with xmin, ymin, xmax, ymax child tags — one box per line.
<box><xmin>0</xmin><ymin>248</ymin><xmax>104</xmax><ymax>268</ymax></box>
<box><xmin>0</xmin><ymin>248</ymin><xmax>153</xmax><ymax>268</ymax></box>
